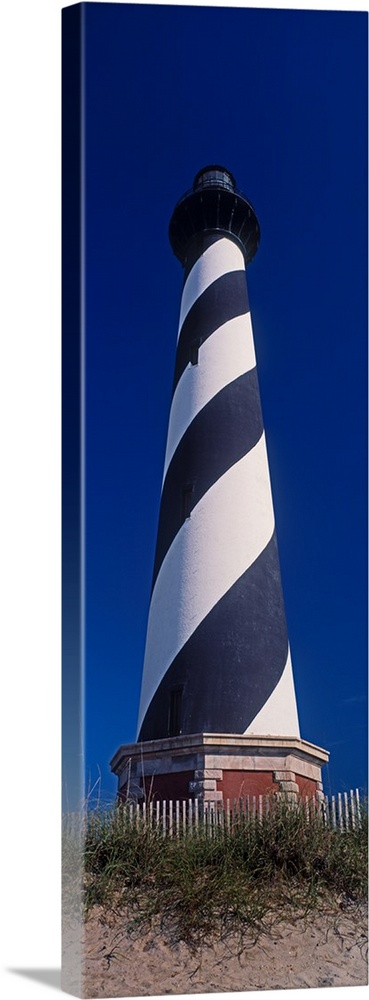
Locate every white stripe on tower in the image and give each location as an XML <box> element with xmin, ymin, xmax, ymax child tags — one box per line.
<box><xmin>244</xmin><ymin>647</ymin><xmax>298</xmax><ymax>736</ymax></box>
<box><xmin>178</xmin><ymin>237</ymin><xmax>245</xmax><ymax>331</ymax></box>
<box><xmin>137</xmin><ymin>167</ymin><xmax>300</xmax><ymax>742</ymax></box>
<box><xmin>163</xmin><ymin>312</ymin><xmax>255</xmax><ymax>480</ymax></box>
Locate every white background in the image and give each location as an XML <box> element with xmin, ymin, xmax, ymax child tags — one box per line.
<box><xmin>0</xmin><ymin>1</ymin><xmax>365</xmax><ymax>998</ymax></box>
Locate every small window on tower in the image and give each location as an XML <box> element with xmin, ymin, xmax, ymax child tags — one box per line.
<box><xmin>181</xmin><ymin>484</ymin><xmax>193</xmax><ymax>522</ymax></box>
<box><xmin>168</xmin><ymin>686</ymin><xmax>183</xmax><ymax>737</ymax></box>
<box><xmin>190</xmin><ymin>339</ymin><xmax>200</xmax><ymax>366</ymax></box>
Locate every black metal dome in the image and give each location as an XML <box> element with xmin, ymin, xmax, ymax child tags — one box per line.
<box><xmin>169</xmin><ymin>165</ymin><xmax>260</xmax><ymax>267</ymax></box>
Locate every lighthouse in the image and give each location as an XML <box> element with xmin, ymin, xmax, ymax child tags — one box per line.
<box><xmin>111</xmin><ymin>167</ymin><xmax>328</xmax><ymax>803</ymax></box>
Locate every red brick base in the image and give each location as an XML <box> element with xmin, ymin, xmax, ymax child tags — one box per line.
<box><xmin>141</xmin><ymin>770</ymin><xmax>195</xmax><ymax>802</ymax></box>
<box><xmin>111</xmin><ymin>734</ymin><xmax>328</xmax><ymax>805</ymax></box>
<box><xmin>119</xmin><ymin>769</ymin><xmax>319</xmax><ymax>804</ymax></box>
<box><xmin>295</xmin><ymin>774</ymin><xmax>318</xmax><ymax>798</ymax></box>
<box><xmin>217</xmin><ymin>770</ymin><xmax>280</xmax><ymax>800</ymax></box>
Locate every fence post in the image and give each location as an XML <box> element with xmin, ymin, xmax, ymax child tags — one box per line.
<box><xmin>182</xmin><ymin>799</ymin><xmax>187</xmax><ymax>837</ymax></box>
<box><xmin>343</xmin><ymin>792</ymin><xmax>350</xmax><ymax>830</ymax></box>
<box><xmin>331</xmin><ymin>795</ymin><xmax>336</xmax><ymax>829</ymax></box>
<box><xmin>323</xmin><ymin>794</ymin><xmax>329</xmax><ymax>827</ymax></box>
<box><xmin>168</xmin><ymin>800</ymin><xmax>173</xmax><ymax>838</ymax></box>
<box><xmin>355</xmin><ymin>788</ymin><xmax>361</xmax><ymax>827</ymax></box>
<box><xmin>211</xmin><ymin>801</ymin><xmax>216</xmax><ymax>838</ymax></box>
<box><xmin>206</xmin><ymin>801</ymin><xmax>211</xmax><ymax>836</ymax></box>
<box><xmin>194</xmin><ymin>797</ymin><xmax>199</xmax><ymax>834</ymax></box>
<box><xmin>238</xmin><ymin>797</ymin><xmax>243</xmax><ymax>829</ymax></box>
<box><xmin>337</xmin><ymin>793</ymin><xmax>344</xmax><ymax>831</ymax></box>
<box><xmin>188</xmin><ymin>798</ymin><xmax>193</xmax><ymax>836</ymax></box>
<box><xmin>349</xmin><ymin>789</ymin><xmax>356</xmax><ymax>830</ymax></box>
<box><xmin>226</xmin><ymin>798</ymin><xmax>230</xmax><ymax>835</ymax></box>
<box><xmin>218</xmin><ymin>800</ymin><xmax>224</xmax><ymax>835</ymax></box>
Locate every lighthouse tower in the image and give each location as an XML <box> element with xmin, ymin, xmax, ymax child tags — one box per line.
<box><xmin>111</xmin><ymin>167</ymin><xmax>328</xmax><ymax>803</ymax></box>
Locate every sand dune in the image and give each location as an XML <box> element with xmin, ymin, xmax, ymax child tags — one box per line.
<box><xmin>82</xmin><ymin>902</ymin><xmax>368</xmax><ymax>997</ymax></box>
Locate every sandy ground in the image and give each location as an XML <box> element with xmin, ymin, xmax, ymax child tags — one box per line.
<box><xmin>80</xmin><ymin>903</ymin><xmax>368</xmax><ymax>997</ymax></box>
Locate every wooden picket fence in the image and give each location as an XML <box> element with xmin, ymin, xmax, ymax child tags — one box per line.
<box><xmin>116</xmin><ymin>788</ymin><xmax>364</xmax><ymax>839</ymax></box>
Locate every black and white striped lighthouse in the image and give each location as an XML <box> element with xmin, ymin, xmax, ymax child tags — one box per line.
<box><xmin>138</xmin><ymin>165</ymin><xmax>299</xmax><ymax>744</ymax></box>
<box><xmin>111</xmin><ymin>167</ymin><xmax>328</xmax><ymax>803</ymax></box>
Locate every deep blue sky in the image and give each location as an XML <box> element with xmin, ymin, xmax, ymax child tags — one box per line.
<box><xmin>80</xmin><ymin>2</ymin><xmax>367</xmax><ymax>804</ymax></box>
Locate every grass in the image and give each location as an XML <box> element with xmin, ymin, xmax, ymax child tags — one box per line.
<box><xmin>65</xmin><ymin>796</ymin><xmax>368</xmax><ymax>949</ymax></box>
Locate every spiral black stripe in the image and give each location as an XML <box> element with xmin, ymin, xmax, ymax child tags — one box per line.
<box><xmin>152</xmin><ymin>367</ymin><xmax>263</xmax><ymax>590</ymax></box>
<box><xmin>172</xmin><ymin>270</ymin><xmax>249</xmax><ymax>394</ymax></box>
<box><xmin>138</xmin><ymin>532</ymin><xmax>288</xmax><ymax>741</ymax></box>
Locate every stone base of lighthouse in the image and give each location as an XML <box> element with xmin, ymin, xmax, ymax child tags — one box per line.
<box><xmin>110</xmin><ymin>733</ymin><xmax>329</xmax><ymax>805</ymax></box>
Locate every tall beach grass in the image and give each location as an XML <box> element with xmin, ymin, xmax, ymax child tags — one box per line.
<box><xmin>65</xmin><ymin>795</ymin><xmax>369</xmax><ymax>947</ymax></box>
